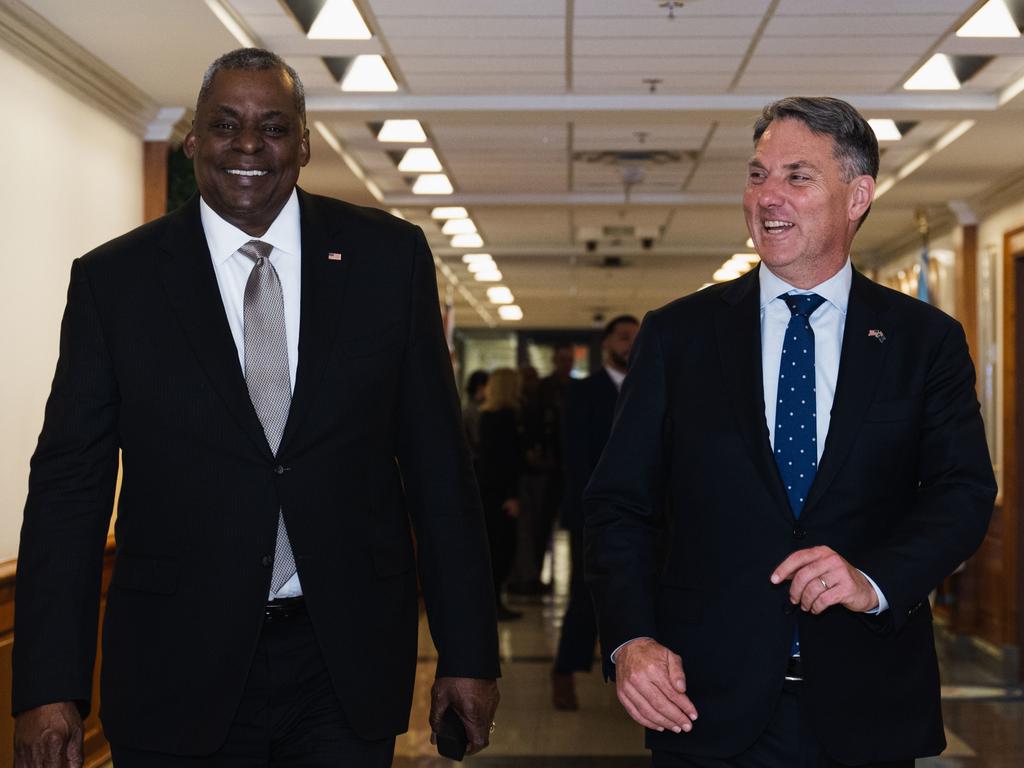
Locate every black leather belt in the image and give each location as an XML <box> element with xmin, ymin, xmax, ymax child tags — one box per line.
<box><xmin>785</xmin><ymin>655</ymin><xmax>803</xmax><ymax>682</ymax></box>
<box><xmin>264</xmin><ymin>596</ymin><xmax>307</xmax><ymax>623</ymax></box>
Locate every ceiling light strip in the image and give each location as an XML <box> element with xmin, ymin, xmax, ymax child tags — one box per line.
<box><xmin>313</xmin><ymin>121</ymin><xmax>383</xmax><ymax>202</ymax></box>
<box><xmin>432</xmin><ymin>253</ymin><xmax>494</xmax><ymax>327</ymax></box>
<box><xmin>203</xmin><ymin>0</ymin><xmax>257</xmax><ymax>47</ymax></box>
<box><xmin>874</xmin><ymin>120</ymin><xmax>976</xmax><ymax>200</ymax></box>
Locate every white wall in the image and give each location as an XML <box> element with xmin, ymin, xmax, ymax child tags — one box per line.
<box><xmin>0</xmin><ymin>45</ymin><xmax>143</xmax><ymax>560</ymax></box>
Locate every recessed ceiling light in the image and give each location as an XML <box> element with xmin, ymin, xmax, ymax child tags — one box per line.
<box><xmin>378</xmin><ymin>120</ymin><xmax>427</xmax><ymax>143</ymax></box>
<box><xmin>467</xmin><ymin>259</ymin><xmax>497</xmax><ymax>273</ymax></box>
<box><xmin>957</xmin><ymin>0</ymin><xmax>1020</xmax><ymax>38</ymax></box>
<box><xmin>868</xmin><ymin>119</ymin><xmax>903</xmax><ymax>141</ymax></box>
<box><xmin>498</xmin><ymin>305</ymin><xmax>524</xmax><ymax>321</ymax></box>
<box><xmin>475</xmin><ymin>269</ymin><xmax>503</xmax><ymax>282</ymax></box>
<box><xmin>713</xmin><ymin>266</ymin><xmax>744</xmax><ymax>282</ymax></box>
<box><xmin>442</xmin><ymin>218</ymin><xmax>477</xmax><ymax>235</ymax></box>
<box><xmin>904</xmin><ymin>54</ymin><xmax>960</xmax><ymax>90</ymax></box>
<box><xmin>433</xmin><ymin>206</ymin><xmax>468</xmax><ymax>219</ymax></box>
<box><xmin>308</xmin><ymin>0</ymin><xmax>372</xmax><ymax>39</ymax></box>
<box><xmin>398</xmin><ymin>148</ymin><xmax>443</xmax><ymax>173</ymax></box>
<box><xmin>462</xmin><ymin>253</ymin><xmax>493</xmax><ymax>263</ymax></box>
<box><xmin>487</xmin><ymin>287</ymin><xmax>514</xmax><ymax>304</ymax></box>
<box><xmin>341</xmin><ymin>55</ymin><xmax>398</xmax><ymax>92</ymax></box>
<box><xmin>412</xmin><ymin>174</ymin><xmax>453</xmax><ymax>195</ymax></box>
<box><xmin>451</xmin><ymin>233</ymin><xmax>484</xmax><ymax>248</ymax></box>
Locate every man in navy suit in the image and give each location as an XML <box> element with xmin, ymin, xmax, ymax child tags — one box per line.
<box><xmin>14</xmin><ymin>48</ymin><xmax>499</xmax><ymax>767</ymax></box>
<box><xmin>552</xmin><ymin>315</ymin><xmax>638</xmax><ymax>710</ymax></box>
<box><xmin>584</xmin><ymin>97</ymin><xmax>995</xmax><ymax>766</ymax></box>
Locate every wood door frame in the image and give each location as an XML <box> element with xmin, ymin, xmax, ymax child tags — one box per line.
<box><xmin>1001</xmin><ymin>224</ymin><xmax>1024</xmax><ymax>678</ymax></box>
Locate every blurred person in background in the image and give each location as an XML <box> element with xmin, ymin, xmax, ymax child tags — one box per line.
<box><xmin>478</xmin><ymin>368</ymin><xmax>526</xmax><ymax>620</ymax></box>
<box><xmin>462</xmin><ymin>369</ymin><xmax>489</xmax><ymax>472</ymax></box>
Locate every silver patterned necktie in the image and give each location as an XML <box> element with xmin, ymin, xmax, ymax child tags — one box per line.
<box><xmin>239</xmin><ymin>239</ymin><xmax>296</xmax><ymax>594</ymax></box>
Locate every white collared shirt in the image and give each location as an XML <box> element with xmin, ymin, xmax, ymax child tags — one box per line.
<box><xmin>199</xmin><ymin>188</ymin><xmax>303</xmax><ymax>599</ymax></box>
<box><xmin>604</xmin><ymin>365</ymin><xmax>626</xmax><ymax>391</ymax></box>
<box><xmin>759</xmin><ymin>259</ymin><xmax>887</xmax><ymax>614</ymax></box>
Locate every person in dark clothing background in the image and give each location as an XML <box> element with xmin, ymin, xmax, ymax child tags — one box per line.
<box><xmin>477</xmin><ymin>368</ymin><xmax>526</xmax><ymax>620</ymax></box>
<box><xmin>462</xmin><ymin>369</ymin><xmax>489</xmax><ymax>470</ymax></box>
<box><xmin>552</xmin><ymin>316</ymin><xmax>639</xmax><ymax>709</ymax></box>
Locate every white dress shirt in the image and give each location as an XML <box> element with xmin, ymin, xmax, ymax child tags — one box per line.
<box><xmin>199</xmin><ymin>189</ymin><xmax>304</xmax><ymax>598</ymax></box>
<box><xmin>759</xmin><ymin>259</ymin><xmax>887</xmax><ymax>614</ymax></box>
<box><xmin>604</xmin><ymin>365</ymin><xmax>626</xmax><ymax>391</ymax></box>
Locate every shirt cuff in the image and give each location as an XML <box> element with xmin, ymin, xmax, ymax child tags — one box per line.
<box><xmin>610</xmin><ymin>636</ymin><xmax>652</xmax><ymax>664</ymax></box>
<box><xmin>858</xmin><ymin>569</ymin><xmax>889</xmax><ymax>614</ymax></box>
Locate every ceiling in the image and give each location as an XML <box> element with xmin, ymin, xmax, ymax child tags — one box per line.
<box><xmin>15</xmin><ymin>0</ymin><xmax>1024</xmax><ymax>328</ymax></box>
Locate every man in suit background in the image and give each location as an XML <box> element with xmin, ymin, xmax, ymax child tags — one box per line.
<box><xmin>584</xmin><ymin>97</ymin><xmax>995</xmax><ymax>767</ymax></box>
<box><xmin>551</xmin><ymin>315</ymin><xmax>638</xmax><ymax>710</ymax></box>
<box><xmin>13</xmin><ymin>48</ymin><xmax>499</xmax><ymax>767</ymax></box>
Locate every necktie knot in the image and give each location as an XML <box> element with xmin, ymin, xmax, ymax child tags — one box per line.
<box><xmin>782</xmin><ymin>292</ymin><xmax>826</xmax><ymax>319</ymax></box>
<box><xmin>238</xmin><ymin>239</ymin><xmax>274</xmax><ymax>264</ymax></box>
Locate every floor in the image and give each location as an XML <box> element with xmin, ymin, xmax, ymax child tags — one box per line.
<box><xmin>101</xmin><ymin>532</ymin><xmax>1023</xmax><ymax>767</ymax></box>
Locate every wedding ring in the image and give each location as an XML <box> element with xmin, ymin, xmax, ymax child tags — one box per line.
<box><xmin>819</xmin><ymin>576</ymin><xmax>829</xmax><ymax>590</ymax></box>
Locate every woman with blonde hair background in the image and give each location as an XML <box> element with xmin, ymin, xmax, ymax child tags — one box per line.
<box><xmin>477</xmin><ymin>368</ymin><xmax>526</xmax><ymax>620</ymax></box>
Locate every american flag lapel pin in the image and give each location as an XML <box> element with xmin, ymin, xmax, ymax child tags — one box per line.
<box><xmin>327</xmin><ymin>252</ymin><xmax>343</xmax><ymax>261</ymax></box>
<box><xmin>868</xmin><ymin>329</ymin><xmax>886</xmax><ymax>343</ymax></box>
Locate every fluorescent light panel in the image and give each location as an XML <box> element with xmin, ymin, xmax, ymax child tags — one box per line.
<box><xmin>433</xmin><ymin>206</ymin><xmax>468</xmax><ymax>220</ymax></box>
<box><xmin>475</xmin><ymin>270</ymin><xmax>503</xmax><ymax>282</ymax></box>
<box><xmin>398</xmin><ymin>148</ymin><xmax>442</xmax><ymax>173</ymax></box>
<box><xmin>308</xmin><ymin>0</ymin><xmax>372</xmax><ymax>39</ymax></box>
<box><xmin>868</xmin><ymin>119</ymin><xmax>902</xmax><ymax>141</ymax></box>
<box><xmin>442</xmin><ymin>218</ymin><xmax>477</xmax><ymax>235</ymax></box>
<box><xmin>341</xmin><ymin>55</ymin><xmax>398</xmax><ymax>92</ymax></box>
<box><xmin>499</xmin><ymin>305</ymin><xmax>524</xmax><ymax>321</ymax></box>
<box><xmin>467</xmin><ymin>259</ymin><xmax>496</xmax><ymax>273</ymax></box>
<box><xmin>377</xmin><ymin>120</ymin><xmax>426</xmax><ymax>143</ymax></box>
<box><xmin>412</xmin><ymin>174</ymin><xmax>453</xmax><ymax>195</ymax></box>
<box><xmin>487</xmin><ymin>287</ymin><xmax>514</xmax><ymax>304</ymax></box>
<box><xmin>904</xmin><ymin>54</ymin><xmax>960</xmax><ymax>90</ymax></box>
<box><xmin>462</xmin><ymin>253</ymin><xmax>493</xmax><ymax>263</ymax></box>
<box><xmin>452</xmin><ymin>233</ymin><xmax>484</xmax><ymax>248</ymax></box>
<box><xmin>957</xmin><ymin>0</ymin><xmax>1020</xmax><ymax>38</ymax></box>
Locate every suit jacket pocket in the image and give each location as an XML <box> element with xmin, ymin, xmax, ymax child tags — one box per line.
<box><xmin>111</xmin><ymin>555</ymin><xmax>179</xmax><ymax>594</ymax></box>
<box><xmin>372</xmin><ymin>536</ymin><xmax>415</xmax><ymax>578</ymax></box>
<box><xmin>340</xmin><ymin>322</ymin><xmax>402</xmax><ymax>359</ymax></box>
<box><xmin>865</xmin><ymin>398</ymin><xmax>916</xmax><ymax>422</ymax></box>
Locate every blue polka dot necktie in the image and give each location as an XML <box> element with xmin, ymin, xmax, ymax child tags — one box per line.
<box><xmin>774</xmin><ymin>293</ymin><xmax>825</xmax><ymax>658</ymax></box>
<box><xmin>774</xmin><ymin>293</ymin><xmax>826</xmax><ymax>519</ymax></box>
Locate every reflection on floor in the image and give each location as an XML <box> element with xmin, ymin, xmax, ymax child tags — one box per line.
<box><xmin>100</xmin><ymin>533</ymin><xmax>1023</xmax><ymax>767</ymax></box>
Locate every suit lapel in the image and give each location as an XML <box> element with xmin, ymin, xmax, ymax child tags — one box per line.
<box><xmin>802</xmin><ymin>270</ymin><xmax>892</xmax><ymax>515</ymax></box>
<box><xmin>278</xmin><ymin>190</ymin><xmax>353</xmax><ymax>455</ymax></box>
<box><xmin>156</xmin><ymin>195</ymin><xmax>273</xmax><ymax>459</ymax></box>
<box><xmin>714</xmin><ymin>268</ymin><xmax>792</xmax><ymax>521</ymax></box>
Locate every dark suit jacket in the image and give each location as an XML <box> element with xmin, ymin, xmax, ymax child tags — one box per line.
<box><xmin>561</xmin><ymin>369</ymin><xmax>618</xmax><ymax>532</ymax></box>
<box><xmin>584</xmin><ymin>267</ymin><xmax>995</xmax><ymax>763</ymax></box>
<box><xmin>13</xmin><ymin>190</ymin><xmax>499</xmax><ymax>754</ymax></box>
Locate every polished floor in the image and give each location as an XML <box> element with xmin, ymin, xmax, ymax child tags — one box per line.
<box><xmin>102</xmin><ymin>532</ymin><xmax>1023</xmax><ymax>767</ymax></box>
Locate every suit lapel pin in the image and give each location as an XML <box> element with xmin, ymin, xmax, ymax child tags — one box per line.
<box><xmin>868</xmin><ymin>329</ymin><xmax>886</xmax><ymax>343</ymax></box>
<box><xmin>327</xmin><ymin>252</ymin><xmax>343</xmax><ymax>261</ymax></box>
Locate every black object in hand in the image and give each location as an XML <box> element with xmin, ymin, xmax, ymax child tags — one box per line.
<box><xmin>436</xmin><ymin>707</ymin><xmax>468</xmax><ymax>761</ymax></box>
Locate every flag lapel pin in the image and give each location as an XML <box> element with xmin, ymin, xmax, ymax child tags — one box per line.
<box><xmin>868</xmin><ymin>329</ymin><xmax>886</xmax><ymax>343</ymax></box>
<box><xmin>327</xmin><ymin>252</ymin><xmax>343</xmax><ymax>261</ymax></box>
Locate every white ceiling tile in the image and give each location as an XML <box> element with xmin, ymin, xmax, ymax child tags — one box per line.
<box><xmin>230</xmin><ymin>0</ymin><xmax>287</xmax><ymax>13</ymax></box>
<box><xmin>774</xmin><ymin>0</ymin><xmax>975</xmax><ymax>15</ymax></box>
<box><xmin>573</xmin><ymin>73</ymin><xmax>735</xmax><ymax>93</ymax></box>
<box><xmin>574</xmin><ymin>16</ymin><xmax>764</xmax><ymax>38</ymax></box>
<box><xmin>743</xmin><ymin>55</ymin><xmax>919</xmax><ymax>74</ymax></box>
<box><xmin>246</xmin><ymin>15</ymin><xmax>300</xmax><ymax>36</ymax></box>
<box><xmin>369</xmin><ymin>0</ymin><xmax>562</xmax><ymax>16</ymax></box>
<box><xmin>377</xmin><ymin>17</ymin><xmax>562</xmax><ymax>38</ymax></box>
<box><xmin>399</xmin><ymin>56</ymin><xmax>563</xmax><ymax>75</ymax></box>
<box><xmin>763</xmin><ymin>14</ymin><xmax>958</xmax><ymax>37</ymax></box>
<box><xmin>754</xmin><ymin>35</ymin><xmax>937</xmax><ymax>56</ymax></box>
<box><xmin>574</xmin><ymin>55</ymin><xmax>742</xmax><ymax>74</ymax></box>
<box><xmin>735</xmin><ymin>72</ymin><xmax>900</xmax><ymax>92</ymax></box>
<box><xmin>405</xmin><ymin>74</ymin><xmax>566</xmax><ymax>93</ymax></box>
<box><xmin>575</xmin><ymin>0</ymin><xmax>773</xmax><ymax>17</ymax></box>
<box><xmin>574</xmin><ymin>37</ymin><xmax>751</xmax><ymax>56</ymax></box>
<box><xmin>387</xmin><ymin>37</ymin><xmax>564</xmax><ymax>56</ymax></box>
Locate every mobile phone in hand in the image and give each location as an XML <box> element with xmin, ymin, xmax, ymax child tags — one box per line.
<box><xmin>436</xmin><ymin>707</ymin><xmax>468</xmax><ymax>761</ymax></box>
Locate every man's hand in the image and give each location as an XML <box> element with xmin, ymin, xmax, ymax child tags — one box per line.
<box><xmin>429</xmin><ymin>677</ymin><xmax>499</xmax><ymax>756</ymax></box>
<box><xmin>615</xmin><ymin>638</ymin><xmax>697</xmax><ymax>733</ymax></box>
<box><xmin>14</xmin><ymin>702</ymin><xmax>84</xmax><ymax>768</ymax></box>
<box><xmin>771</xmin><ymin>546</ymin><xmax>879</xmax><ymax>614</ymax></box>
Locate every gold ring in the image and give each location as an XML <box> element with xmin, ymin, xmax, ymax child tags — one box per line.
<box><xmin>819</xmin><ymin>576</ymin><xmax>829</xmax><ymax>590</ymax></box>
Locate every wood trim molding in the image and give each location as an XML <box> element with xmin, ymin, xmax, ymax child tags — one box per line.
<box><xmin>0</xmin><ymin>538</ymin><xmax>116</xmax><ymax>767</ymax></box>
<box><xmin>0</xmin><ymin>0</ymin><xmax>157</xmax><ymax>136</ymax></box>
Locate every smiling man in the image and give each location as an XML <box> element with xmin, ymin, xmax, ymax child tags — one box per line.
<box><xmin>13</xmin><ymin>48</ymin><xmax>499</xmax><ymax>767</ymax></box>
<box><xmin>584</xmin><ymin>97</ymin><xmax>995</xmax><ymax>767</ymax></box>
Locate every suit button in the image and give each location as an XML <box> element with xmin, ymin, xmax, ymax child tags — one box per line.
<box><xmin>792</xmin><ymin>527</ymin><xmax>806</xmax><ymax>539</ymax></box>
<box><xmin>261</xmin><ymin>555</ymin><xmax>273</xmax><ymax>567</ymax></box>
<box><xmin>273</xmin><ymin>464</ymin><xmax>287</xmax><ymax>475</ymax></box>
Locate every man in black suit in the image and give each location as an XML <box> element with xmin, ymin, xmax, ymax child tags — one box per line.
<box><xmin>552</xmin><ymin>315</ymin><xmax>638</xmax><ymax>710</ymax></box>
<box><xmin>13</xmin><ymin>49</ymin><xmax>499</xmax><ymax>767</ymax></box>
<box><xmin>584</xmin><ymin>97</ymin><xmax>995</xmax><ymax>767</ymax></box>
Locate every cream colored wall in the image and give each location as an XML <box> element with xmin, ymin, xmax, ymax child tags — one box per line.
<box><xmin>0</xmin><ymin>45</ymin><xmax>142</xmax><ymax>560</ymax></box>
